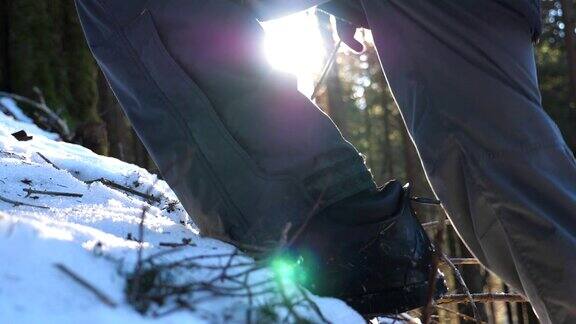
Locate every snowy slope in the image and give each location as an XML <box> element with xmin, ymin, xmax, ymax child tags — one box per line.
<box><xmin>0</xmin><ymin>100</ymin><xmax>411</xmax><ymax>324</ymax></box>
<box><xmin>0</xmin><ymin>97</ymin><xmax>60</xmax><ymax>141</ymax></box>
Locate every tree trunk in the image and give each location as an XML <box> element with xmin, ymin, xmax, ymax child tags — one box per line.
<box><xmin>560</xmin><ymin>0</ymin><xmax>576</xmax><ymax>108</ymax></box>
<box><xmin>364</xmin><ymin>103</ymin><xmax>375</xmax><ymax>170</ymax></box>
<box><xmin>5</xmin><ymin>0</ymin><xmax>62</xmax><ymax>106</ymax></box>
<box><xmin>61</xmin><ymin>0</ymin><xmax>107</xmax><ymax>154</ymax></box>
<box><xmin>0</xmin><ymin>0</ymin><xmax>10</xmax><ymax>90</ymax></box>
<box><xmin>97</xmin><ymin>71</ymin><xmax>134</xmax><ymax>162</ymax></box>
<box><xmin>380</xmin><ymin>102</ymin><xmax>394</xmax><ymax>180</ymax></box>
<box><xmin>1</xmin><ymin>0</ymin><xmax>107</xmax><ymax>154</ymax></box>
<box><xmin>316</xmin><ymin>12</ymin><xmax>350</xmax><ymax>138</ymax></box>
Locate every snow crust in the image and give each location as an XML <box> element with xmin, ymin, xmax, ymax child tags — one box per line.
<box><xmin>0</xmin><ymin>103</ymin><xmax>376</xmax><ymax>323</ymax></box>
<box><xmin>0</xmin><ymin>97</ymin><xmax>60</xmax><ymax>141</ymax></box>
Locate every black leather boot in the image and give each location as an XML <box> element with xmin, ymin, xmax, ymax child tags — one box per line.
<box><xmin>290</xmin><ymin>180</ymin><xmax>447</xmax><ymax>316</ymax></box>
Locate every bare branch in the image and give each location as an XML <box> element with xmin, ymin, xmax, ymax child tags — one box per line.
<box><xmin>441</xmin><ymin>253</ymin><xmax>480</xmax><ymax>322</ymax></box>
<box><xmin>437</xmin><ymin>293</ymin><xmax>526</xmax><ymax>305</ymax></box>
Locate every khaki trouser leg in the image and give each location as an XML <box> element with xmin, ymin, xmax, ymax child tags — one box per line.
<box><xmin>362</xmin><ymin>1</ymin><xmax>576</xmax><ymax>322</ymax></box>
<box><xmin>75</xmin><ymin>0</ymin><xmax>375</xmax><ymax>246</ymax></box>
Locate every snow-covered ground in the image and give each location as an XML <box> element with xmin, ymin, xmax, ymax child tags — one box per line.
<box><xmin>0</xmin><ymin>98</ymin><xmax>412</xmax><ymax>324</ymax></box>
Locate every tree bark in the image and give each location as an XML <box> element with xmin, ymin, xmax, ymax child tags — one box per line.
<box><xmin>380</xmin><ymin>102</ymin><xmax>394</xmax><ymax>180</ymax></box>
<box><xmin>97</xmin><ymin>71</ymin><xmax>134</xmax><ymax>162</ymax></box>
<box><xmin>316</xmin><ymin>12</ymin><xmax>350</xmax><ymax>138</ymax></box>
<box><xmin>61</xmin><ymin>0</ymin><xmax>107</xmax><ymax>154</ymax></box>
<box><xmin>560</xmin><ymin>0</ymin><xmax>576</xmax><ymax>108</ymax></box>
<box><xmin>0</xmin><ymin>0</ymin><xmax>10</xmax><ymax>90</ymax></box>
<box><xmin>364</xmin><ymin>103</ymin><xmax>374</xmax><ymax>169</ymax></box>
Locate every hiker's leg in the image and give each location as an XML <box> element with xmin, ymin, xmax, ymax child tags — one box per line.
<box><xmin>362</xmin><ymin>0</ymin><xmax>576</xmax><ymax>322</ymax></box>
<box><xmin>75</xmin><ymin>0</ymin><xmax>375</xmax><ymax>245</ymax></box>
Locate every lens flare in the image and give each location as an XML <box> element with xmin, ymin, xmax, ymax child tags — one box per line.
<box><xmin>270</xmin><ymin>255</ymin><xmax>307</xmax><ymax>286</ymax></box>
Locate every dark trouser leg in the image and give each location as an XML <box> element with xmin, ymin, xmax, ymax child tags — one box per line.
<box><xmin>361</xmin><ymin>0</ymin><xmax>576</xmax><ymax>322</ymax></box>
<box><xmin>75</xmin><ymin>0</ymin><xmax>375</xmax><ymax>246</ymax></box>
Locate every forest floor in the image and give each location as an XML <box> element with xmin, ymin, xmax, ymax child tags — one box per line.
<box><xmin>0</xmin><ymin>98</ymin><xmax>414</xmax><ymax>324</ymax></box>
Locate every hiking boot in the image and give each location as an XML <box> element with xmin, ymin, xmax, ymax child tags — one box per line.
<box><xmin>291</xmin><ymin>180</ymin><xmax>447</xmax><ymax>316</ymax></box>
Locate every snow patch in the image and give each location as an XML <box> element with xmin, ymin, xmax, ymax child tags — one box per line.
<box><xmin>0</xmin><ymin>97</ymin><xmax>60</xmax><ymax>141</ymax></box>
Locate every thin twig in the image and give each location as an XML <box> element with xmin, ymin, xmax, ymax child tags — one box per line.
<box><xmin>422</xmin><ymin>219</ymin><xmax>452</xmax><ymax>229</ymax></box>
<box><xmin>437</xmin><ymin>293</ymin><xmax>526</xmax><ymax>305</ymax></box>
<box><xmin>441</xmin><ymin>253</ymin><xmax>480</xmax><ymax>322</ymax></box>
<box><xmin>277</xmin><ymin>277</ymin><xmax>304</xmax><ymax>323</ymax></box>
<box><xmin>130</xmin><ymin>178</ymin><xmax>161</xmax><ymax>304</ymax></box>
<box><xmin>0</xmin><ymin>194</ymin><xmax>49</xmax><ymax>209</ymax></box>
<box><xmin>243</xmin><ymin>268</ymin><xmax>254</xmax><ymax>324</ymax></box>
<box><xmin>36</xmin><ymin>152</ymin><xmax>61</xmax><ymax>170</ymax></box>
<box><xmin>285</xmin><ymin>190</ymin><xmax>325</xmax><ymax>249</ymax></box>
<box><xmin>311</xmin><ymin>40</ymin><xmax>343</xmax><ymax>101</ymax></box>
<box><xmin>87</xmin><ymin>178</ymin><xmax>160</xmax><ymax>203</ymax></box>
<box><xmin>296</xmin><ymin>285</ymin><xmax>331</xmax><ymax>324</ymax></box>
<box><xmin>54</xmin><ymin>263</ymin><xmax>117</xmax><ymax>308</ymax></box>
<box><xmin>23</xmin><ymin>188</ymin><xmax>83</xmax><ymax>198</ymax></box>
<box><xmin>443</xmin><ymin>258</ymin><xmax>480</xmax><ymax>265</ymax></box>
<box><xmin>158</xmin><ymin>241</ymin><xmax>194</xmax><ymax>248</ymax></box>
<box><xmin>422</xmin><ymin>216</ymin><xmax>447</xmax><ymax>324</ymax></box>
<box><xmin>135</xmin><ymin>205</ymin><xmax>149</xmax><ymax>272</ymax></box>
<box><xmin>32</xmin><ymin>87</ymin><xmax>47</xmax><ymax>107</ymax></box>
<box><xmin>217</xmin><ymin>236</ymin><xmax>274</xmax><ymax>255</ymax></box>
<box><xmin>435</xmin><ymin>305</ymin><xmax>488</xmax><ymax>324</ymax></box>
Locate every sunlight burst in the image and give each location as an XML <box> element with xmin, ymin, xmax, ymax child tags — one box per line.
<box><xmin>261</xmin><ymin>10</ymin><xmax>327</xmax><ymax>96</ymax></box>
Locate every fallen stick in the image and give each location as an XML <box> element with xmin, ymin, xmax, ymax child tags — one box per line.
<box><xmin>23</xmin><ymin>188</ymin><xmax>83</xmax><ymax>198</ymax></box>
<box><xmin>437</xmin><ymin>293</ymin><xmax>526</xmax><ymax>305</ymax></box>
<box><xmin>158</xmin><ymin>242</ymin><xmax>194</xmax><ymax>248</ymax></box>
<box><xmin>54</xmin><ymin>263</ymin><xmax>117</xmax><ymax>308</ymax></box>
<box><xmin>87</xmin><ymin>178</ymin><xmax>160</xmax><ymax>203</ymax></box>
<box><xmin>0</xmin><ymin>194</ymin><xmax>49</xmax><ymax>209</ymax></box>
<box><xmin>36</xmin><ymin>152</ymin><xmax>61</xmax><ymax>170</ymax></box>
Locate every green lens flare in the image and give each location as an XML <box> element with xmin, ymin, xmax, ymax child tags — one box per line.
<box><xmin>271</xmin><ymin>256</ymin><xmax>308</xmax><ymax>285</ymax></box>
